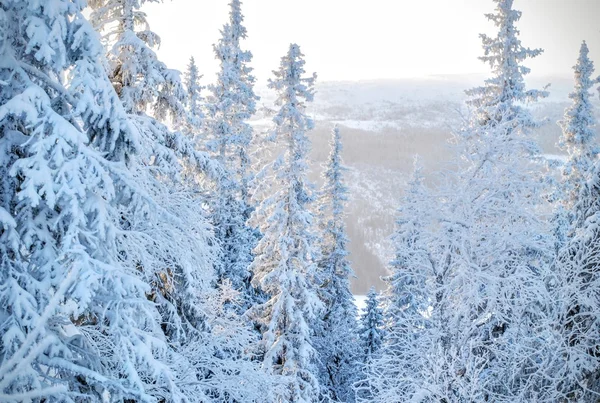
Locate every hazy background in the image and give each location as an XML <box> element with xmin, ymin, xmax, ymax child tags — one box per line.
<box><xmin>143</xmin><ymin>0</ymin><xmax>600</xmax><ymax>293</ymax></box>
<box><xmin>145</xmin><ymin>0</ymin><xmax>600</xmax><ymax>82</ymax></box>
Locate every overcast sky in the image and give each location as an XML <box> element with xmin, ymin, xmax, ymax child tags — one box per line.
<box><xmin>144</xmin><ymin>0</ymin><xmax>600</xmax><ymax>84</ymax></box>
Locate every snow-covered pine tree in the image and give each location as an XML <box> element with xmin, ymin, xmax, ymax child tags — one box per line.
<box><xmin>554</xmin><ymin>159</ymin><xmax>600</xmax><ymax>400</ymax></box>
<box><xmin>313</xmin><ymin>125</ymin><xmax>359</xmax><ymax>402</ymax></box>
<box><xmin>89</xmin><ymin>0</ymin><xmax>213</xmax><ymax>177</ymax></box>
<box><xmin>90</xmin><ymin>1</ymin><xmax>272</xmax><ymax>399</ymax></box>
<box><xmin>205</xmin><ymin>0</ymin><xmax>262</xmax><ymax>310</ymax></box>
<box><xmin>359</xmin><ymin>160</ymin><xmax>441</xmax><ymax>402</ymax></box>
<box><xmin>180</xmin><ymin>56</ymin><xmax>205</xmax><ymax>142</ymax></box>
<box><xmin>89</xmin><ymin>0</ymin><xmax>216</xmax><ymax>161</ymax></box>
<box><xmin>552</xmin><ymin>41</ymin><xmax>600</xmax><ymax>402</ymax></box>
<box><xmin>0</xmin><ymin>1</ymin><xmax>191</xmax><ymax>400</ymax></box>
<box><xmin>251</xmin><ymin>44</ymin><xmax>322</xmax><ymax>403</ymax></box>
<box><xmin>558</xmin><ymin>41</ymin><xmax>599</xmax><ymax>223</ymax></box>
<box><xmin>353</xmin><ymin>288</ymin><xmax>384</xmax><ymax>402</ymax></box>
<box><xmin>432</xmin><ymin>0</ymin><xmax>556</xmax><ymax>400</ymax></box>
<box><xmin>89</xmin><ymin>0</ymin><xmax>185</xmax><ymax>120</ymax></box>
<box><xmin>359</xmin><ymin>288</ymin><xmax>384</xmax><ymax>364</ymax></box>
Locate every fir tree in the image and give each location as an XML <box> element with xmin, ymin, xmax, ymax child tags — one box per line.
<box><xmin>354</xmin><ymin>288</ymin><xmax>384</xmax><ymax>402</ymax></box>
<box><xmin>554</xmin><ymin>161</ymin><xmax>600</xmax><ymax>400</ymax></box>
<box><xmin>359</xmin><ymin>288</ymin><xmax>384</xmax><ymax>363</ymax></box>
<box><xmin>314</xmin><ymin>126</ymin><xmax>359</xmax><ymax>402</ymax></box>
<box><xmin>553</xmin><ymin>41</ymin><xmax>600</xmax><ymax>402</ymax></box>
<box><xmin>446</xmin><ymin>0</ymin><xmax>553</xmax><ymax>401</ymax></box>
<box><xmin>251</xmin><ymin>44</ymin><xmax>322</xmax><ymax>403</ymax></box>
<box><xmin>206</xmin><ymin>0</ymin><xmax>261</xmax><ymax>309</ymax></box>
<box><xmin>359</xmin><ymin>160</ymin><xmax>440</xmax><ymax>402</ymax></box>
<box><xmin>558</xmin><ymin>41</ymin><xmax>600</xmax><ymax>223</ymax></box>
<box><xmin>89</xmin><ymin>0</ymin><xmax>185</xmax><ymax>120</ymax></box>
<box><xmin>89</xmin><ymin>1</ymin><xmax>270</xmax><ymax>399</ymax></box>
<box><xmin>0</xmin><ymin>1</ymin><xmax>186</xmax><ymax>400</ymax></box>
<box><xmin>428</xmin><ymin>0</ymin><xmax>554</xmax><ymax>400</ymax></box>
<box><xmin>181</xmin><ymin>56</ymin><xmax>205</xmax><ymax>142</ymax></box>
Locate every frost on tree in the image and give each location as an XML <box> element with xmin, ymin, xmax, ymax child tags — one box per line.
<box><xmin>553</xmin><ymin>42</ymin><xmax>600</xmax><ymax>402</ymax></box>
<box><xmin>89</xmin><ymin>0</ymin><xmax>215</xmax><ymax>175</ymax></box>
<box><xmin>89</xmin><ymin>0</ymin><xmax>185</xmax><ymax>120</ymax></box>
<box><xmin>313</xmin><ymin>126</ymin><xmax>359</xmax><ymax>403</ymax></box>
<box><xmin>90</xmin><ymin>0</ymin><xmax>271</xmax><ymax>399</ymax></box>
<box><xmin>250</xmin><ymin>44</ymin><xmax>322</xmax><ymax>403</ymax></box>
<box><xmin>358</xmin><ymin>288</ymin><xmax>384</xmax><ymax>364</ymax></box>
<box><xmin>555</xmin><ymin>159</ymin><xmax>600</xmax><ymax>400</ymax></box>
<box><xmin>0</xmin><ymin>1</ymin><xmax>188</xmax><ymax>400</ymax></box>
<box><xmin>358</xmin><ymin>160</ymin><xmax>440</xmax><ymax>402</ymax></box>
<box><xmin>205</xmin><ymin>0</ymin><xmax>262</xmax><ymax>311</ymax></box>
<box><xmin>354</xmin><ymin>287</ymin><xmax>385</xmax><ymax>402</ymax></box>
<box><xmin>558</xmin><ymin>41</ymin><xmax>600</xmax><ymax>226</ymax></box>
<box><xmin>418</xmin><ymin>0</ymin><xmax>555</xmax><ymax>400</ymax></box>
<box><xmin>180</xmin><ymin>56</ymin><xmax>205</xmax><ymax>142</ymax></box>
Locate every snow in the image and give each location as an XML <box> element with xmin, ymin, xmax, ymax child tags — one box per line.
<box><xmin>354</xmin><ymin>295</ymin><xmax>368</xmax><ymax>314</ymax></box>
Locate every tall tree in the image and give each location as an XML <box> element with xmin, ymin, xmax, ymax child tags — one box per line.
<box><xmin>0</xmin><ymin>1</ymin><xmax>189</xmax><ymax>400</ymax></box>
<box><xmin>181</xmin><ymin>56</ymin><xmax>205</xmax><ymax>141</ymax></box>
<box><xmin>429</xmin><ymin>0</ymin><xmax>555</xmax><ymax>400</ymax></box>
<box><xmin>554</xmin><ymin>161</ymin><xmax>600</xmax><ymax>401</ymax></box>
<box><xmin>314</xmin><ymin>126</ymin><xmax>359</xmax><ymax>402</ymax></box>
<box><xmin>359</xmin><ymin>160</ymin><xmax>440</xmax><ymax>402</ymax></box>
<box><xmin>553</xmin><ymin>41</ymin><xmax>600</xmax><ymax>402</ymax></box>
<box><xmin>251</xmin><ymin>44</ymin><xmax>322</xmax><ymax>403</ymax></box>
<box><xmin>359</xmin><ymin>288</ymin><xmax>384</xmax><ymax>363</ymax></box>
<box><xmin>206</xmin><ymin>0</ymin><xmax>261</xmax><ymax>309</ymax></box>
<box><xmin>90</xmin><ymin>1</ymin><xmax>271</xmax><ymax>399</ymax></box>
<box><xmin>558</xmin><ymin>41</ymin><xmax>599</xmax><ymax>223</ymax></box>
<box><xmin>89</xmin><ymin>0</ymin><xmax>185</xmax><ymax>120</ymax></box>
<box><xmin>354</xmin><ymin>288</ymin><xmax>384</xmax><ymax>402</ymax></box>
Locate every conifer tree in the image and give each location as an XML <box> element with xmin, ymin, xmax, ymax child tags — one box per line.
<box><xmin>359</xmin><ymin>288</ymin><xmax>384</xmax><ymax>363</ymax></box>
<box><xmin>429</xmin><ymin>0</ymin><xmax>554</xmax><ymax>400</ymax></box>
<box><xmin>359</xmin><ymin>161</ymin><xmax>440</xmax><ymax>402</ymax></box>
<box><xmin>89</xmin><ymin>0</ymin><xmax>185</xmax><ymax>120</ymax></box>
<box><xmin>314</xmin><ymin>126</ymin><xmax>359</xmax><ymax>402</ymax></box>
<box><xmin>354</xmin><ymin>288</ymin><xmax>384</xmax><ymax>403</ymax></box>
<box><xmin>181</xmin><ymin>56</ymin><xmax>205</xmax><ymax>141</ymax></box>
<box><xmin>206</xmin><ymin>0</ymin><xmax>261</xmax><ymax>309</ymax></box>
<box><xmin>558</xmin><ymin>41</ymin><xmax>599</xmax><ymax>222</ymax></box>
<box><xmin>89</xmin><ymin>1</ymin><xmax>270</xmax><ymax>399</ymax></box>
<box><xmin>251</xmin><ymin>44</ymin><xmax>322</xmax><ymax>403</ymax></box>
<box><xmin>0</xmin><ymin>1</ymin><xmax>188</xmax><ymax>400</ymax></box>
<box><xmin>89</xmin><ymin>0</ymin><xmax>212</xmax><ymax>173</ymax></box>
<box><xmin>553</xmin><ymin>41</ymin><xmax>600</xmax><ymax>402</ymax></box>
<box><xmin>554</xmin><ymin>161</ymin><xmax>600</xmax><ymax>400</ymax></box>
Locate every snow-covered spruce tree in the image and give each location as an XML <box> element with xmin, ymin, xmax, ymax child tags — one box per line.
<box><xmin>432</xmin><ymin>0</ymin><xmax>556</xmax><ymax>400</ymax></box>
<box><xmin>558</xmin><ymin>41</ymin><xmax>599</xmax><ymax>223</ymax></box>
<box><xmin>251</xmin><ymin>44</ymin><xmax>322</xmax><ymax>403</ymax></box>
<box><xmin>180</xmin><ymin>56</ymin><xmax>205</xmax><ymax>141</ymax></box>
<box><xmin>551</xmin><ymin>41</ymin><xmax>600</xmax><ymax>402</ymax></box>
<box><xmin>358</xmin><ymin>288</ymin><xmax>384</xmax><ymax>364</ymax></box>
<box><xmin>205</xmin><ymin>0</ymin><xmax>262</xmax><ymax>310</ymax></box>
<box><xmin>359</xmin><ymin>160</ymin><xmax>441</xmax><ymax>402</ymax></box>
<box><xmin>88</xmin><ymin>0</ymin><xmax>212</xmax><ymax>176</ymax></box>
<box><xmin>89</xmin><ymin>0</ymin><xmax>185</xmax><ymax>120</ymax></box>
<box><xmin>91</xmin><ymin>1</ymin><xmax>271</xmax><ymax>399</ymax></box>
<box><xmin>353</xmin><ymin>288</ymin><xmax>384</xmax><ymax>402</ymax></box>
<box><xmin>313</xmin><ymin>126</ymin><xmax>359</xmax><ymax>402</ymax></box>
<box><xmin>554</xmin><ymin>159</ymin><xmax>600</xmax><ymax>400</ymax></box>
<box><xmin>0</xmin><ymin>1</ymin><xmax>194</xmax><ymax>400</ymax></box>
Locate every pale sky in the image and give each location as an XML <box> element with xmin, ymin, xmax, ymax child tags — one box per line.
<box><xmin>144</xmin><ymin>0</ymin><xmax>600</xmax><ymax>83</ymax></box>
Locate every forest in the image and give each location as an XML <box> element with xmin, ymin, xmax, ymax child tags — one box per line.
<box><xmin>0</xmin><ymin>0</ymin><xmax>599</xmax><ymax>402</ymax></box>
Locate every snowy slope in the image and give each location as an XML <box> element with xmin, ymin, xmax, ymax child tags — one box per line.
<box><xmin>253</xmin><ymin>76</ymin><xmax>598</xmax><ymax>294</ymax></box>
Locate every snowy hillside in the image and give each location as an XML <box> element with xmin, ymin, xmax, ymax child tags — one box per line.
<box><xmin>255</xmin><ymin>76</ymin><xmax>593</xmax><ymax>294</ymax></box>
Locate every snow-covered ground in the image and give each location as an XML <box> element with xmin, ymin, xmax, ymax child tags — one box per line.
<box><xmin>354</xmin><ymin>295</ymin><xmax>367</xmax><ymax>315</ymax></box>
